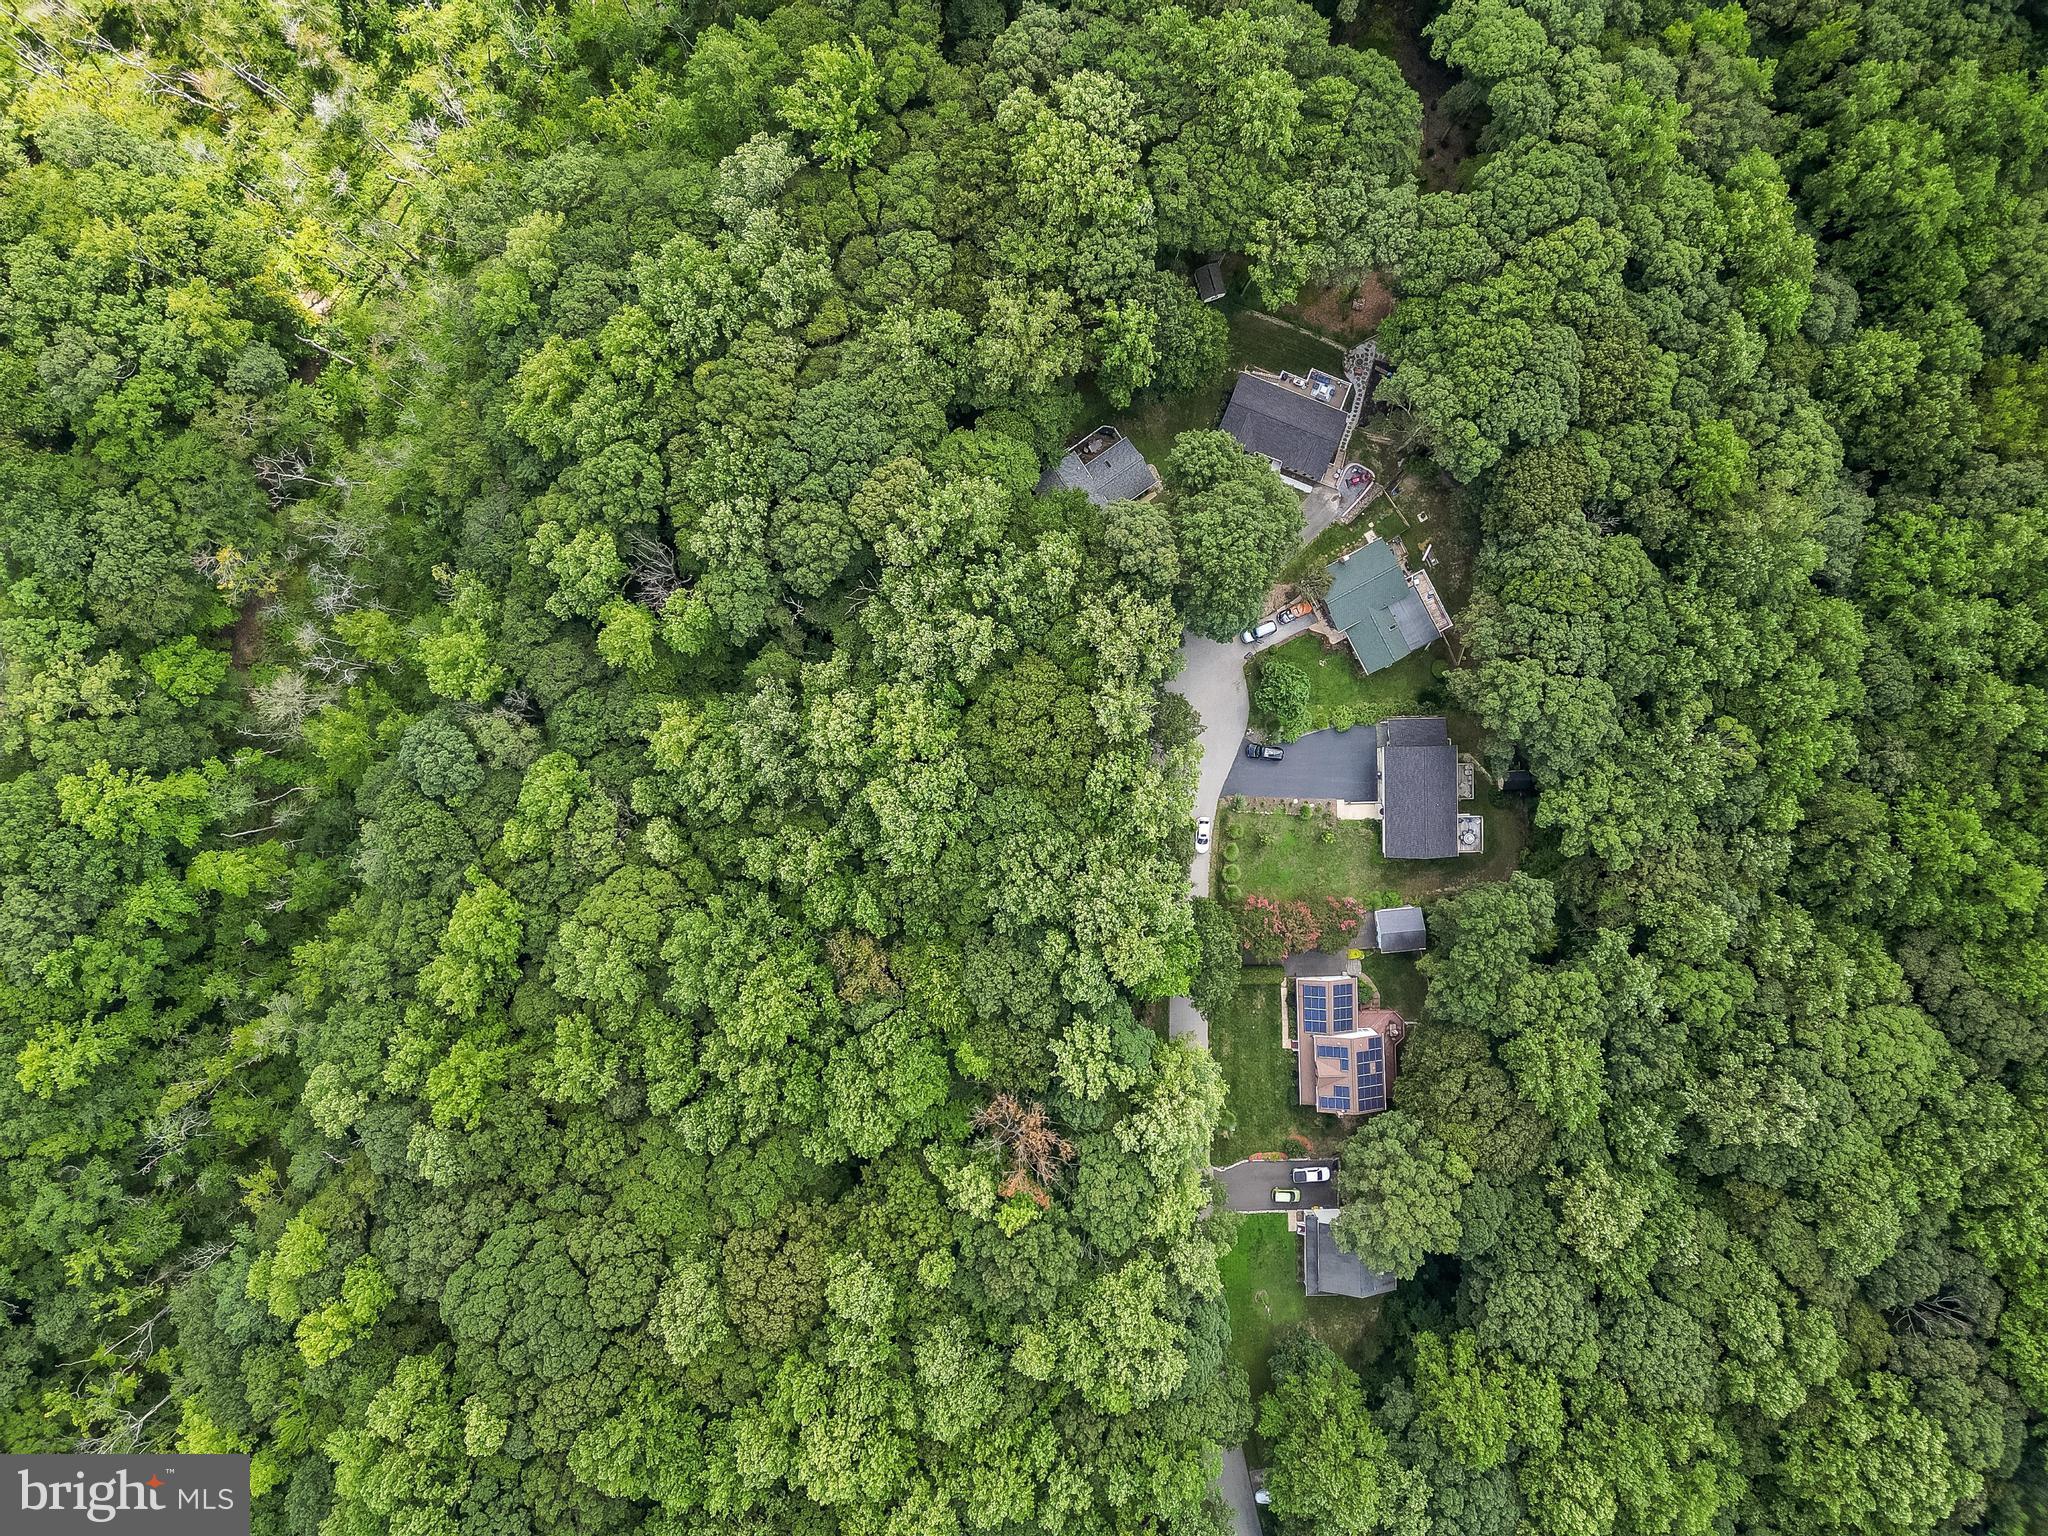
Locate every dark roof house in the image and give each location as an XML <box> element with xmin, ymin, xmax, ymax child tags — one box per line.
<box><xmin>1322</xmin><ymin>538</ymin><xmax>1451</xmax><ymax>674</ymax></box>
<box><xmin>1303</xmin><ymin>1214</ymin><xmax>1396</xmax><ymax>1298</ymax></box>
<box><xmin>1036</xmin><ymin>427</ymin><xmax>1161</xmax><ymax>505</ymax></box>
<box><xmin>1378</xmin><ymin>717</ymin><xmax>1458</xmax><ymax>859</ymax></box>
<box><xmin>1371</xmin><ymin>905</ymin><xmax>1427</xmax><ymax>953</ymax></box>
<box><xmin>1193</xmin><ymin>261</ymin><xmax>1226</xmax><ymax>303</ymax></box>
<box><xmin>1219</xmin><ymin>371</ymin><xmax>1349</xmax><ymax>487</ymax></box>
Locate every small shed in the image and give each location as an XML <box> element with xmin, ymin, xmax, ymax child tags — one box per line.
<box><xmin>1371</xmin><ymin>906</ymin><xmax>1427</xmax><ymax>953</ymax></box>
<box><xmin>1193</xmin><ymin>261</ymin><xmax>1226</xmax><ymax>303</ymax></box>
<box><xmin>1302</xmin><ymin>1214</ymin><xmax>1397</xmax><ymax>1298</ymax></box>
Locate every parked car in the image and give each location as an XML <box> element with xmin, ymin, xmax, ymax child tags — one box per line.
<box><xmin>1243</xmin><ymin>741</ymin><xmax>1284</xmax><ymax>761</ymax></box>
<box><xmin>1279</xmin><ymin>600</ymin><xmax>1316</xmax><ymax>623</ymax></box>
<box><xmin>1271</xmin><ymin>1188</ymin><xmax>1301</xmax><ymax>1205</ymax></box>
<box><xmin>1239</xmin><ymin>619</ymin><xmax>1279</xmax><ymax>644</ymax></box>
<box><xmin>1290</xmin><ymin>1165</ymin><xmax>1332</xmax><ymax>1185</ymax></box>
<box><xmin>1195</xmin><ymin>817</ymin><xmax>1212</xmax><ymax>853</ymax></box>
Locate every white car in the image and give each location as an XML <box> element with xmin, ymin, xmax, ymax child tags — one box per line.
<box><xmin>1195</xmin><ymin>817</ymin><xmax>1212</xmax><ymax>853</ymax></box>
<box><xmin>1290</xmin><ymin>1165</ymin><xmax>1332</xmax><ymax>1184</ymax></box>
<box><xmin>1240</xmin><ymin>619</ymin><xmax>1279</xmax><ymax>644</ymax></box>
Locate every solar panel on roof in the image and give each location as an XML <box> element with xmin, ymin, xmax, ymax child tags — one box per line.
<box><xmin>1333</xmin><ymin>984</ymin><xmax>1355</xmax><ymax>1030</ymax></box>
<box><xmin>1356</xmin><ymin>1037</ymin><xmax>1387</xmax><ymax>1111</ymax></box>
<box><xmin>1300</xmin><ymin>982</ymin><xmax>1328</xmax><ymax>1033</ymax></box>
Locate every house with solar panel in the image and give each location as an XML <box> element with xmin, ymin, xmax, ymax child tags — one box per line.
<box><xmin>1321</xmin><ymin>537</ymin><xmax>1452</xmax><ymax>675</ymax></box>
<box><xmin>1035</xmin><ymin>426</ymin><xmax>1162</xmax><ymax>505</ymax></box>
<box><xmin>1293</xmin><ymin>973</ymin><xmax>1406</xmax><ymax>1116</ymax></box>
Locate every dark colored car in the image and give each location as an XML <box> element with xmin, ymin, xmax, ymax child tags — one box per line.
<box><xmin>1243</xmin><ymin>742</ymin><xmax>1284</xmax><ymax>761</ymax></box>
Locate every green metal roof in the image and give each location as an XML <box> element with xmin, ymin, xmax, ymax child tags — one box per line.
<box><xmin>1324</xmin><ymin>540</ymin><xmax>1432</xmax><ymax>675</ymax></box>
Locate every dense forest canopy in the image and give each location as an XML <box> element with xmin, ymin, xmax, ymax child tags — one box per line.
<box><xmin>0</xmin><ymin>0</ymin><xmax>2044</xmax><ymax>1531</ymax></box>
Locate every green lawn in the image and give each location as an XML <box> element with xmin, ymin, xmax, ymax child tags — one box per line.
<box><xmin>1219</xmin><ymin>798</ymin><xmax>1527</xmax><ymax>911</ymax></box>
<box><xmin>1361</xmin><ymin>952</ymin><xmax>1428</xmax><ymax>1017</ymax></box>
<box><xmin>1208</xmin><ymin>967</ymin><xmax>1343</xmax><ymax>1162</ymax></box>
<box><xmin>1250</xmin><ymin>635</ymin><xmax>1442</xmax><ymax>739</ymax></box>
<box><xmin>1220</xmin><ymin>1214</ymin><xmax>1382</xmax><ymax>1445</ymax></box>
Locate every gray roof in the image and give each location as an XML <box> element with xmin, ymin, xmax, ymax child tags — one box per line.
<box><xmin>1036</xmin><ymin>435</ymin><xmax>1159</xmax><ymax>506</ymax></box>
<box><xmin>1303</xmin><ymin>1216</ymin><xmax>1396</xmax><ymax>1298</ymax></box>
<box><xmin>1194</xmin><ymin>261</ymin><xmax>1225</xmax><ymax>302</ymax></box>
<box><xmin>1219</xmin><ymin>373</ymin><xmax>1347</xmax><ymax>483</ymax></box>
<box><xmin>1372</xmin><ymin>906</ymin><xmax>1427</xmax><ymax>953</ymax></box>
<box><xmin>1379</xmin><ymin>717</ymin><xmax>1458</xmax><ymax>859</ymax></box>
<box><xmin>1388</xmin><ymin>593</ymin><xmax>1441</xmax><ymax>651</ymax></box>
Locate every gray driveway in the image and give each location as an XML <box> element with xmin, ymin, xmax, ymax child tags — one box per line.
<box><xmin>1222</xmin><ymin>724</ymin><xmax>1378</xmax><ymax>802</ymax></box>
<box><xmin>1214</xmin><ymin>1157</ymin><xmax>1339</xmax><ymax>1214</ymax></box>
<box><xmin>1165</xmin><ymin>627</ymin><xmax>1297</xmax><ymax>1050</ymax></box>
<box><xmin>1169</xmin><ymin>632</ymin><xmax>1251</xmax><ymax>903</ymax></box>
<box><xmin>1217</xmin><ymin>1446</ymin><xmax>1264</xmax><ymax>1536</ymax></box>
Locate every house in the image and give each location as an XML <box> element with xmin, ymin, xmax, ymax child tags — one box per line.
<box><xmin>1219</xmin><ymin>370</ymin><xmax>1351</xmax><ymax>490</ymax></box>
<box><xmin>1294</xmin><ymin>974</ymin><xmax>1404</xmax><ymax>1115</ymax></box>
<box><xmin>1321</xmin><ymin>537</ymin><xmax>1451</xmax><ymax>675</ymax></box>
<box><xmin>1193</xmin><ymin>261</ymin><xmax>1226</xmax><ymax>303</ymax></box>
<box><xmin>1302</xmin><ymin>1213</ymin><xmax>1397</xmax><ymax>1298</ymax></box>
<box><xmin>1036</xmin><ymin>426</ymin><xmax>1161</xmax><ymax>505</ymax></box>
<box><xmin>1377</xmin><ymin>717</ymin><xmax>1460</xmax><ymax>860</ymax></box>
<box><xmin>1370</xmin><ymin>905</ymin><xmax>1427</xmax><ymax>953</ymax></box>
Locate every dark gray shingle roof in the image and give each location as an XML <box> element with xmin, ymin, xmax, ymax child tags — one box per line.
<box><xmin>1219</xmin><ymin>373</ymin><xmax>1347</xmax><ymax>483</ymax></box>
<box><xmin>1035</xmin><ymin>435</ymin><xmax>1159</xmax><ymax>506</ymax></box>
<box><xmin>1303</xmin><ymin>1216</ymin><xmax>1396</xmax><ymax>1298</ymax></box>
<box><xmin>1379</xmin><ymin>717</ymin><xmax>1458</xmax><ymax>859</ymax></box>
<box><xmin>1194</xmin><ymin>261</ymin><xmax>1225</xmax><ymax>302</ymax></box>
<box><xmin>1372</xmin><ymin>906</ymin><xmax>1427</xmax><ymax>953</ymax></box>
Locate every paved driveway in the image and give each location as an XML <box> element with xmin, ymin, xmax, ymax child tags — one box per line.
<box><xmin>1166</xmin><ymin>627</ymin><xmax>1298</xmax><ymax>1049</ymax></box>
<box><xmin>1223</xmin><ymin>724</ymin><xmax>1378</xmax><ymax>802</ymax></box>
<box><xmin>1214</xmin><ymin>1157</ymin><xmax>1339</xmax><ymax>1214</ymax></box>
<box><xmin>1217</xmin><ymin>1446</ymin><xmax>1264</xmax><ymax>1536</ymax></box>
<box><xmin>1169</xmin><ymin>633</ymin><xmax>1251</xmax><ymax>903</ymax></box>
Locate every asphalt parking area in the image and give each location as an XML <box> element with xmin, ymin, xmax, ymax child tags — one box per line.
<box><xmin>1221</xmin><ymin>725</ymin><xmax>1377</xmax><ymax>802</ymax></box>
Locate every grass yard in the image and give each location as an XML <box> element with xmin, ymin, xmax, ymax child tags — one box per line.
<box><xmin>1219</xmin><ymin>797</ymin><xmax>1527</xmax><ymax>910</ymax></box>
<box><xmin>1250</xmin><ymin>635</ymin><xmax>1442</xmax><ymax>739</ymax></box>
<box><xmin>1208</xmin><ymin>967</ymin><xmax>1344</xmax><ymax>1162</ymax></box>
<box><xmin>1220</xmin><ymin>1214</ymin><xmax>1382</xmax><ymax>1447</ymax></box>
<box><xmin>1360</xmin><ymin>952</ymin><xmax>1428</xmax><ymax>1017</ymax></box>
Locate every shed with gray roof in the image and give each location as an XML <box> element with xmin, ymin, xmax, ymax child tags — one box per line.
<box><xmin>1303</xmin><ymin>1214</ymin><xmax>1396</xmax><ymax>1298</ymax></box>
<box><xmin>1371</xmin><ymin>905</ymin><xmax>1427</xmax><ymax>953</ymax></box>
<box><xmin>1036</xmin><ymin>428</ymin><xmax>1161</xmax><ymax>506</ymax></box>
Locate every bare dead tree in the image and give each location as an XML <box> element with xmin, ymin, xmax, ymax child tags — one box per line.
<box><xmin>1893</xmin><ymin>1293</ymin><xmax>1975</xmax><ymax>1335</ymax></box>
<box><xmin>137</xmin><ymin>1105</ymin><xmax>210</xmax><ymax>1179</ymax></box>
<box><xmin>974</xmin><ymin>1094</ymin><xmax>1076</xmax><ymax>1188</ymax></box>
<box><xmin>626</xmin><ymin>529</ymin><xmax>683</xmax><ymax>611</ymax></box>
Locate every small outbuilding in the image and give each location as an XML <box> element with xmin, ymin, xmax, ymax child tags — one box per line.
<box><xmin>1193</xmin><ymin>261</ymin><xmax>1226</xmax><ymax>303</ymax></box>
<box><xmin>1302</xmin><ymin>1213</ymin><xmax>1396</xmax><ymax>1298</ymax></box>
<box><xmin>1371</xmin><ymin>905</ymin><xmax>1427</xmax><ymax>953</ymax></box>
<box><xmin>1035</xmin><ymin>426</ymin><xmax>1161</xmax><ymax>505</ymax></box>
